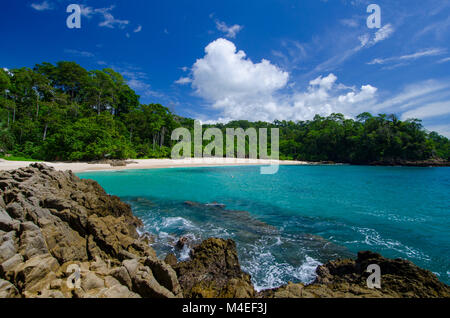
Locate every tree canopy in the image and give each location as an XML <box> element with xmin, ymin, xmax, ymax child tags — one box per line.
<box><xmin>0</xmin><ymin>62</ymin><xmax>448</xmax><ymax>163</ymax></box>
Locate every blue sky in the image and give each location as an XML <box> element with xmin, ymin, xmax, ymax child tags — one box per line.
<box><xmin>1</xmin><ymin>0</ymin><xmax>450</xmax><ymax>136</ymax></box>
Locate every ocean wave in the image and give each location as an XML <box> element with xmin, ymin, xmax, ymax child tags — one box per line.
<box><xmin>351</xmin><ymin>227</ymin><xmax>431</xmax><ymax>261</ymax></box>
<box><xmin>239</xmin><ymin>236</ymin><xmax>322</xmax><ymax>291</ymax></box>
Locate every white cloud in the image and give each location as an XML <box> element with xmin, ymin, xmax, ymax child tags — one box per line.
<box><xmin>359</xmin><ymin>24</ymin><xmax>395</xmax><ymax>49</ymax></box>
<box><xmin>80</xmin><ymin>5</ymin><xmax>94</xmax><ymax>18</ymax></box>
<box><xmin>373</xmin><ymin>24</ymin><xmax>394</xmax><ymax>43</ymax></box>
<box><xmin>215</xmin><ymin>20</ymin><xmax>243</xmax><ymax>38</ymax></box>
<box><xmin>31</xmin><ymin>1</ymin><xmax>53</xmax><ymax>11</ymax></box>
<box><xmin>64</xmin><ymin>49</ymin><xmax>94</xmax><ymax>58</ymax></box>
<box><xmin>340</xmin><ymin>19</ymin><xmax>359</xmax><ymax>28</ymax></box>
<box><xmin>77</xmin><ymin>5</ymin><xmax>129</xmax><ymax>29</ymax></box>
<box><xmin>438</xmin><ymin>57</ymin><xmax>450</xmax><ymax>64</ymax></box>
<box><xmin>368</xmin><ymin>48</ymin><xmax>446</xmax><ymax>65</ymax></box>
<box><xmin>189</xmin><ymin>38</ymin><xmax>377</xmax><ymax>122</ymax></box>
<box><xmin>426</xmin><ymin>125</ymin><xmax>450</xmax><ymax>138</ymax></box>
<box><xmin>401</xmin><ymin>101</ymin><xmax>450</xmax><ymax>120</ymax></box>
<box><xmin>134</xmin><ymin>25</ymin><xmax>142</xmax><ymax>33</ymax></box>
<box><xmin>175</xmin><ymin>77</ymin><xmax>192</xmax><ymax>85</ymax></box>
<box><xmin>95</xmin><ymin>6</ymin><xmax>129</xmax><ymax>29</ymax></box>
<box><xmin>192</xmin><ymin>38</ymin><xmax>288</xmax><ymax>103</ymax></box>
<box><xmin>416</xmin><ymin>16</ymin><xmax>450</xmax><ymax>39</ymax></box>
<box><xmin>184</xmin><ymin>38</ymin><xmax>450</xmax><ymax>137</ymax></box>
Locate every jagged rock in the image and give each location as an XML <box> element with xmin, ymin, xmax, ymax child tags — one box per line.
<box><xmin>0</xmin><ymin>207</ymin><xmax>20</xmax><ymax>232</ymax></box>
<box><xmin>0</xmin><ymin>231</ymin><xmax>17</xmax><ymax>264</ymax></box>
<box><xmin>0</xmin><ymin>253</ymin><xmax>24</xmax><ymax>280</ymax></box>
<box><xmin>81</xmin><ymin>271</ymin><xmax>105</xmax><ymax>291</ymax></box>
<box><xmin>164</xmin><ymin>253</ymin><xmax>178</xmax><ymax>267</ymax></box>
<box><xmin>14</xmin><ymin>253</ymin><xmax>59</xmax><ymax>293</ymax></box>
<box><xmin>86</xmin><ymin>214</ymin><xmax>135</xmax><ymax>259</ymax></box>
<box><xmin>131</xmin><ymin>265</ymin><xmax>175</xmax><ymax>298</ymax></box>
<box><xmin>101</xmin><ymin>284</ymin><xmax>141</xmax><ymax>298</ymax></box>
<box><xmin>1</xmin><ymin>164</ymin><xmax>449</xmax><ymax>299</ymax></box>
<box><xmin>261</xmin><ymin>251</ymin><xmax>450</xmax><ymax>298</ymax></box>
<box><xmin>18</xmin><ymin>222</ymin><xmax>49</xmax><ymax>259</ymax></box>
<box><xmin>173</xmin><ymin>238</ymin><xmax>255</xmax><ymax>298</ymax></box>
<box><xmin>0</xmin><ymin>164</ymin><xmax>175</xmax><ymax>298</ymax></box>
<box><xmin>110</xmin><ymin>266</ymin><xmax>133</xmax><ymax>290</ymax></box>
<box><xmin>144</xmin><ymin>257</ymin><xmax>182</xmax><ymax>297</ymax></box>
<box><xmin>175</xmin><ymin>236</ymin><xmax>189</xmax><ymax>250</ymax></box>
<box><xmin>0</xmin><ymin>278</ymin><xmax>20</xmax><ymax>298</ymax></box>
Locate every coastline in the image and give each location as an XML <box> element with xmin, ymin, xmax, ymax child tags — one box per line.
<box><xmin>0</xmin><ymin>163</ymin><xmax>449</xmax><ymax>298</ymax></box>
<box><xmin>0</xmin><ymin>158</ymin><xmax>311</xmax><ymax>173</ymax></box>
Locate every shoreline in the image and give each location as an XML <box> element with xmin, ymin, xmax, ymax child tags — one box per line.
<box><xmin>1</xmin><ymin>163</ymin><xmax>449</xmax><ymax>298</ymax></box>
<box><xmin>1</xmin><ymin>158</ymin><xmax>448</xmax><ymax>173</ymax></box>
<box><xmin>0</xmin><ymin>158</ymin><xmax>312</xmax><ymax>173</ymax></box>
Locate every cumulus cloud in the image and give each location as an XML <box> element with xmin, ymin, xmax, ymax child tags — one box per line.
<box><xmin>192</xmin><ymin>38</ymin><xmax>288</xmax><ymax>102</ymax></box>
<box><xmin>189</xmin><ymin>38</ymin><xmax>377</xmax><ymax>122</ymax></box>
<box><xmin>134</xmin><ymin>25</ymin><xmax>142</xmax><ymax>33</ymax></box>
<box><xmin>31</xmin><ymin>1</ymin><xmax>53</xmax><ymax>11</ymax></box>
<box><xmin>215</xmin><ymin>20</ymin><xmax>243</xmax><ymax>38</ymax></box>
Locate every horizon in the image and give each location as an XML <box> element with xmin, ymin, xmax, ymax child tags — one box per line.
<box><xmin>1</xmin><ymin>0</ymin><xmax>449</xmax><ymax>137</ymax></box>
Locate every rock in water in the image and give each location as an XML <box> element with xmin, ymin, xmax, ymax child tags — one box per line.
<box><xmin>260</xmin><ymin>251</ymin><xmax>450</xmax><ymax>298</ymax></box>
<box><xmin>173</xmin><ymin>238</ymin><xmax>256</xmax><ymax>298</ymax></box>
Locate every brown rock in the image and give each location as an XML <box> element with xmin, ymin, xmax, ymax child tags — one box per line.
<box><xmin>0</xmin><ymin>278</ymin><xmax>20</xmax><ymax>298</ymax></box>
<box><xmin>164</xmin><ymin>253</ymin><xmax>178</xmax><ymax>267</ymax></box>
<box><xmin>173</xmin><ymin>238</ymin><xmax>255</xmax><ymax>298</ymax></box>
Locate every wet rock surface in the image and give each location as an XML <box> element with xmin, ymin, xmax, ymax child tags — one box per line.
<box><xmin>259</xmin><ymin>251</ymin><xmax>450</xmax><ymax>298</ymax></box>
<box><xmin>173</xmin><ymin>238</ymin><xmax>256</xmax><ymax>298</ymax></box>
<box><xmin>0</xmin><ymin>164</ymin><xmax>448</xmax><ymax>298</ymax></box>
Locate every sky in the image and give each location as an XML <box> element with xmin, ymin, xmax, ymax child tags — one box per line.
<box><xmin>1</xmin><ymin>0</ymin><xmax>450</xmax><ymax>137</ymax></box>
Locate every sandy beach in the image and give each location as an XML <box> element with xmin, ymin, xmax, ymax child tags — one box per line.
<box><xmin>0</xmin><ymin>158</ymin><xmax>309</xmax><ymax>173</ymax></box>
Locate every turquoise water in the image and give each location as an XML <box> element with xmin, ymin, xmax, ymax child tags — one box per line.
<box><xmin>78</xmin><ymin>165</ymin><xmax>450</xmax><ymax>289</ymax></box>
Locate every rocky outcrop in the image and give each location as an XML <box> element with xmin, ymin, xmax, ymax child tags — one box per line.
<box><xmin>173</xmin><ymin>238</ymin><xmax>255</xmax><ymax>298</ymax></box>
<box><xmin>0</xmin><ymin>163</ymin><xmax>181</xmax><ymax>298</ymax></box>
<box><xmin>259</xmin><ymin>251</ymin><xmax>450</xmax><ymax>298</ymax></box>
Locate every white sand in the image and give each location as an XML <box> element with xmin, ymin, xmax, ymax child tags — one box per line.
<box><xmin>0</xmin><ymin>158</ymin><xmax>310</xmax><ymax>173</ymax></box>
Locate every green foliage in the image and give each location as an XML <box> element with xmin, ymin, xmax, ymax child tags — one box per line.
<box><xmin>0</xmin><ymin>61</ymin><xmax>448</xmax><ymax>163</ymax></box>
<box><xmin>0</xmin><ymin>62</ymin><xmax>175</xmax><ymax>161</ymax></box>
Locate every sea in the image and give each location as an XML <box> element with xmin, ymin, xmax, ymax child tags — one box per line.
<box><xmin>78</xmin><ymin>165</ymin><xmax>450</xmax><ymax>290</ymax></box>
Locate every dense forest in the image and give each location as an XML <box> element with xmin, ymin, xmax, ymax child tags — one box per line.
<box><xmin>0</xmin><ymin>62</ymin><xmax>449</xmax><ymax>163</ymax></box>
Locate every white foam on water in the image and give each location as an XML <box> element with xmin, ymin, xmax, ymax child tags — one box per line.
<box><xmin>161</xmin><ymin>216</ymin><xmax>196</xmax><ymax>229</ymax></box>
<box><xmin>179</xmin><ymin>245</ymin><xmax>191</xmax><ymax>261</ymax></box>
<box><xmin>352</xmin><ymin>227</ymin><xmax>431</xmax><ymax>261</ymax></box>
<box><xmin>240</xmin><ymin>236</ymin><xmax>322</xmax><ymax>292</ymax></box>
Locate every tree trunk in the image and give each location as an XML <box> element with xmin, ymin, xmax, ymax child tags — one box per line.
<box><xmin>36</xmin><ymin>96</ymin><xmax>39</xmax><ymax>120</ymax></box>
<box><xmin>160</xmin><ymin>127</ymin><xmax>166</xmax><ymax>147</ymax></box>
<box><xmin>43</xmin><ymin>123</ymin><xmax>48</xmax><ymax>141</ymax></box>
